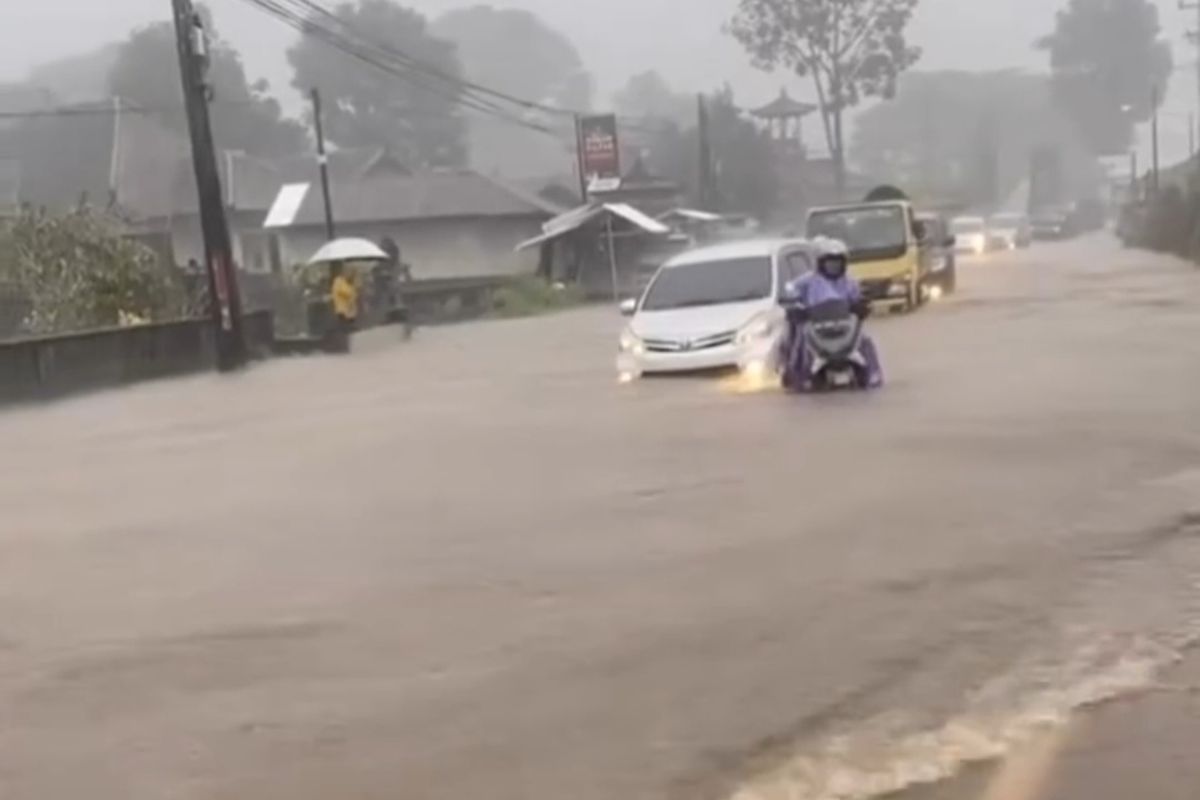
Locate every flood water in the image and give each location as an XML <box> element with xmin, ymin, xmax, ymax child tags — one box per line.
<box><xmin>2</xmin><ymin>236</ymin><xmax>1200</xmax><ymax>799</ymax></box>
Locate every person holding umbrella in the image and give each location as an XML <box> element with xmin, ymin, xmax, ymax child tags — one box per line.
<box><xmin>306</xmin><ymin>238</ymin><xmax>387</xmax><ymax>353</ymax></box>
<box><xmin>329</xmin><ymin>261</ymin><xmax>358</xmax><ymax>351</ymax></box>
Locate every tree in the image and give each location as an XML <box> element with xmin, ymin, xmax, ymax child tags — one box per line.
<box><xmin>852</xmin><ymin>71</ymin><xmax>1105</xmax><ymax>210</ymax></box>
<box><xmin>0</xmin><ymin>207</ymin><xmax>188</xmax><ymax>335</ymax></box>
<box><xmin>728</xmin><ymin>0</ymin><xmax>922</xmax><ymax>195</ymax></box>
<box><xmin>704</xmin><ymin>88</ymin><xmax>780</xmax><ymax>218</ymax></box>
<box><xmin>1038</xmin><ymin>0</ymin><xmax>1172</xmax><ymax>155</ymax></box>
<box><xmin>613</xmin><ymin>71</ymin><xmax>694</xmax><ymax>129</ymax></box>
<box><xmin>432</xmin><ymin>6</ymin><xmax>592</xmax><ymax>176</ymax></box>
<box><xmin>635</xmin><ymin>87</ymin><xmax>779</xmax><ymax>219</ymax></box>
<box><xmin>108</xmin><ymin>13</ymin><xmax>307</xmax><ymax>158</ymax></box>
<box><xmin>289</xmin><ymin>0</ymin><xmax>468</xmax><ymax>168</ymax></box>
<box><xmin>433</xmin><ymin>6</ymin><xmax>592</xmax><ymax>110</ymax></box>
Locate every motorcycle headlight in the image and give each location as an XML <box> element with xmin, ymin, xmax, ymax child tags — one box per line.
<box><xmin>736</xmin><ymin>313</ymin><xmax>777</xmax><ymax>346</ymax></box>
<box><xmin>619</xmin><ymin>327</ymin><xmax>645</xmax><ymax>355</ymax></box>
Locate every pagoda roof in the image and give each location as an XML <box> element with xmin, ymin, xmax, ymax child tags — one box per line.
<box><xmin>751</xmin><ymin>89</ymin><xmax>817</xmax><ymax>119</ymax></box>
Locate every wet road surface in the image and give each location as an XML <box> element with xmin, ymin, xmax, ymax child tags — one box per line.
<box><xmin>2</xmin><ymin>235</ymin><xmax>1200</xmax><ymax>799</ymax></box>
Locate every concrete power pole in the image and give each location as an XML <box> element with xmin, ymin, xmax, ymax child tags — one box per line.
<box><xmin>310</xmin><ymin>88</ymin><xmax>336</xmax><ymax>241</ymax></box>
<box><xmin>1184</xmin><ymin>0</ymin><xmax>1200</xmax><ymax>170</ymax></box>
<box><xmin>1152</xmin><ymin>84</ymin><xmax>1161</xmax><ymax>194</ymax></box>
<box><xmin>171</xmin><ymin>0</ymin><xmax>246</xmax><ymax>371</ymax></box>
<box><xmin>697</xmin><ymin>94</ymin><xmax>716</xmax><ymax>211</ymax></box>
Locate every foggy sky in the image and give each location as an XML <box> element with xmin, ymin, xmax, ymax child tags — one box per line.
<box><xmin>3</xmin><ymin>0</ymin><xmax>1196</xmax><ymax>162</ymax></box>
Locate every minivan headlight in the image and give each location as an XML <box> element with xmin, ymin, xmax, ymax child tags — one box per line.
<box><xmin>619</xmin><ymin>327</ymin><xmax>645</xmax><ymax>355</ymax></box>
<box><xmin>736</xmin><ymin>313</ymin><xmax>778</xmax><ymax>346</ymax></box>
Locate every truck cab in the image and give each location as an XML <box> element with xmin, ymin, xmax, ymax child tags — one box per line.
<box><xmin>806</xmin><ymin>200</ymin><xmax>929</xmax><ymax>311</ymax></box>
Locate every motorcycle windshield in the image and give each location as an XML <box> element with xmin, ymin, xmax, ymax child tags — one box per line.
<box><xmin>807</xmin><ymin>299</ymin><xmax>853</xmax><ymax>322</ymax></box>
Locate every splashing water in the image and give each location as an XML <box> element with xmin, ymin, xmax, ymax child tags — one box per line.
<box><xmin>729</xmin><ymin>632</ymin><xmax>1192</xmax><ymax>800</ymax></box>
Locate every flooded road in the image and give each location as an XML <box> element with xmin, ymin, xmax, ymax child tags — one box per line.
<box><xmin>2</xmin><ymin>235</ymin><xmax>1200</xmax><ymax>799</ymax></box>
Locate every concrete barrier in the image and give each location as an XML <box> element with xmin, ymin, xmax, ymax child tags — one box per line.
<box><xmin>0</xmin><ymin>310</ymin><xmax>274</xmax><ymax>405</ymax></box>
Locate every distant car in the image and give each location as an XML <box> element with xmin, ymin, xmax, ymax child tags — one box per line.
<box><xmin>916</xmin><ymin>213</ymin><xmax>957</xmax><ymax>296</ymax></box>
<box><xmin>951</xmin><ymin>216</ymin><xmax>989</xmax><ymax>255</ymax></box>
<box><xmin>1031</xmin><ymin>208</ymin><xmax>1072</xmax><ymax>241</ymax></box>
<box><xmin>988</xmin><ymin>213</ymin><xmax>1032</xmax><ymax>250</ymax></box>
<box><xmin>617</xmin><ymin>239</ymin><xmax>814</xmax><ymax>380</ymax></box>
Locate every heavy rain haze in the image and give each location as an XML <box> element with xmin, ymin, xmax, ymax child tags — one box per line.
<box><xmin>0</xmin><ymin>2</ymin><xmax>1189</xmax><ymax>100</ymax></box>
<box><xmin>3</xmin><ymin>0</ymin><xmax>1196</xmax><ymax>164</ymax></box>
<box><xmin>3</xmin><ymin>0</ymin><xmax>1069</xmax><ymax>87</ymax></box>
<box><xmin>10</xmin><ymin>2</ymin><xmax>1200</xmax><ymax>800</ymax></box>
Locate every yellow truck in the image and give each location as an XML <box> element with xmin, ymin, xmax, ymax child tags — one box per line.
<box><xmin>806</xmin><ymin>200</ymin><xmax>933</xmax><ymax>312</ymax></box>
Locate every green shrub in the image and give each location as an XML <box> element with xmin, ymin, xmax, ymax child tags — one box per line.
<box><xmin>0</xmin><ymin>206</ymin><xmax>189</xmax><ymax>334</ymax></box>
<box><xmin>490</xmin><ymin>277</ymin><xmax>584</xmax><ymax>318</ymax></box>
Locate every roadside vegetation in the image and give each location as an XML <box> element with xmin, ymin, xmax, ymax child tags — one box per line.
<box><xmin>1121</xmin><ymin>180</ymin><xmax>1200</xmax><ymax>261</ymax></box>
<box><xmin>0</xmin><ymin>207</ymin><xmax>194</xmax><ymax>337</ymax></box>
<box><xmin>489</xmin><ymin>277</ymin><xmax>585</xmax><ymax>319</ymax></box>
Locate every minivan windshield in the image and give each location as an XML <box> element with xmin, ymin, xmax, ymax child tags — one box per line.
<box><xmin>807</xmin><ymin>205</ymin><xmax>908</xmax><ymax>259</ymax></box>
<box><xmin>952</xmin><ymin>218</ymin><xmax>986</xmax><ymax>234</ymax></box>
<box><xmin>641</xmin><ymin>257</ymin><xmax>773</xmax><ymax>311</ymax></box>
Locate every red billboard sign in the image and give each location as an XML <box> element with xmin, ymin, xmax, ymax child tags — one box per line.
<box><xmin>579</xmin><ymin>114</ymin><xmax>621</xmax><ymax>190</ymax></box>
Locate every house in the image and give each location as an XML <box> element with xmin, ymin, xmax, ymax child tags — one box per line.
<box><xmin>2</xmin><ymin>98</ymin><xmax>568</xmax><ymax>283</ymax></box>
<box><xmin>263</xmin><ymin>153</ymin><xmax>567</xmax><ymax>278</ymax></box>
<box><xmin>160</xmin><ymin>150</ymin><xmax>286</xmax><ymax>272</ymax></box>
<box><xmin>588</xmin><ymin>155</ymin><xmax>683</xmax><ymax>217</ymax></box>
<box><xmin>0</xmin><ymin>98</ymin><xmax>300</xmax><ymax>273</ymax></box>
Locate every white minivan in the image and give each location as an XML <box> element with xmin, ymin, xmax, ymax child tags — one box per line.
<box><xmin>616</xmin><ymin>239</ymin><xmax>813</xmax><ymax>380</ymax></box>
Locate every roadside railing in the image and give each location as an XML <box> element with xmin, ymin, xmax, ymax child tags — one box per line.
<box><xmin>0</xmin><ymin>310</ymin><xmax>273</xmax><ymax>405</ymax></box>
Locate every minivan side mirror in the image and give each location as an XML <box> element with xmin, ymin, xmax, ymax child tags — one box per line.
<box><xmin>619</xmin><ymin>298</ymin><xmax>638</xmax><ymax>316</ymax></box>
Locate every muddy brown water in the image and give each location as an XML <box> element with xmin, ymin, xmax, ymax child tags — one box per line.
<box><xmin>1</xmin><ymin>237</ymin><xmax>1199</xmax><ymax>799</ymax></box>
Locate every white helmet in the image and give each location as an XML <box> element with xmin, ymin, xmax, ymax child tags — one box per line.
<box><xmin>813</xmin><ymin>237</ymin><xmax>850</xmax><ymax>279</ymax></box>
<box><xmin>812</xmin><ymin>236</ymin><xmax>849</xmax><ymax>259</ymax></box>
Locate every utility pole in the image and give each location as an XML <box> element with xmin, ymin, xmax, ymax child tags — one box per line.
<box><xmin>573</xmin><ymin>114</ymin><xmax>589</xmax><ymax>204</ymax></box>
<box><xmin>1131</xmin><ymin>150</ymin><xmax>1139</xmax><ymax>201</ymax></box>
<box><xmin>310</xmin><ymin>88</ymin><xmax>336</xmax><ymax>241</ymax></box>
<box><xmin>1191</xmin><ymin>112</ymin><xmax>1197</xmax><ymax>162</ymax></box>
<box><xmin>171</xmin><ymin>0</ymin><xmax>245</xmax><ymax>371</ymax></box>
<box><xmin>1184</xmin><ymin>0</ymin><xmax>1200</xmax><ymax>169</ymax></box>
<box><xmin>697</xmin><ymin>94</ymin><xmax>716</xmax><ymax>211</ymax></box>
<box><xmin>1152</xmin><ymin>84</ymin><xmax>1161</xmax><ymax>195</ymax></box>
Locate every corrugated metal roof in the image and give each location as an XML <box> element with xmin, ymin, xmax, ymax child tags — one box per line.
<box><xmin>516</xmin><ymin>202</ymin><xmax>671</xmax><ymax>250</ymax></box>
<box><xmin>274</xmin><ymin>169</ymin><xmax>561</xmax><ymax>228</ymax></box>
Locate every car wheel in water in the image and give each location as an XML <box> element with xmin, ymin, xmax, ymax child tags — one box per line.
<box><xmin>906</xmin><ymin>279</ymin><xmax>921</xmax><ymax>312</ymax></box>
<box><xmin>943</xmin><ymin>267</ymin><xmax>957</xmax><ymax>294</ymax></box>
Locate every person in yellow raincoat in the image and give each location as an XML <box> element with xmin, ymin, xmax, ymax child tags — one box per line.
<box><xmin>329</xmin><ymin>262</ymin><xmax>358</xmax><ymax>351</ymax></box>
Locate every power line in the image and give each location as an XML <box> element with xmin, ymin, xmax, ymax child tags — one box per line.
<box><xmin>283</xmin><ymin>0</ymin><xmax>591</xmax><ymax>121</ymax></box>
<box><xmin>235</xmin><ymin>0</ymin><xmax>669</xmax><ymax>138</ymax></box>
<box><xmin>234</xmin><ymin>0</ymin><xmax>565</xmax><ymax>137</ymax></box>
<box><xmin>0</xmin><ymin>102</ymin><xmax>250</xmax><ymax>121</ymax></box>
<box><xmin>241</xmin><ymin>0</ymin><xmax>541</xmax><ymax>125</ymax></box>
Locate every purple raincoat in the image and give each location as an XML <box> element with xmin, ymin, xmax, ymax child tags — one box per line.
<box><xmin>781</xmin><ymin>271</ymin><xmax>883</xmax><ymax>390</ymax></box>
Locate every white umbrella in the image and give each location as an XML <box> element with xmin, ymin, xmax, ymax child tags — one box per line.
<box><xmin>307</xmin><ymin>238</ymin><xmax>389</xmax><ymax>265</ymax></box>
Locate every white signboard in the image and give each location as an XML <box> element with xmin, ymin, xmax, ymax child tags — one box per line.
<box><xmin>263</xmin><ymin>182</ymin><xmax>311</xmax><ymax>229</ymax></box>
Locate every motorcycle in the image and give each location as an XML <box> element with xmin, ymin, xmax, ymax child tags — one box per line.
<box><xmin>783</xmin><ymin>298</ymin><xmax>871</xmax><ymax>391</ymax></box>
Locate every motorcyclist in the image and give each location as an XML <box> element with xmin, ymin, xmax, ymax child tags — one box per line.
<box><xmin>781</xmin><ymin>237</ymin><xmax>884</xmax><ymax>390</ymax></box>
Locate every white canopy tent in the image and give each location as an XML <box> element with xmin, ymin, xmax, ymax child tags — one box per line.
<box><xmin>515</xmin><ymin>202</ymin><xmax>671</xmax><ymax>302</ymax></box>
<box><xmin>515</xmin><ymin>202</ymin><xmax>670</xmax><ymax>252</ymax></box>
